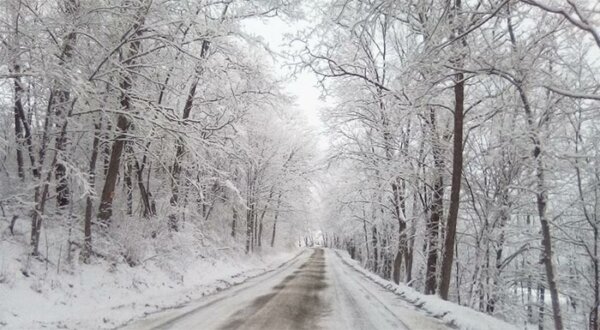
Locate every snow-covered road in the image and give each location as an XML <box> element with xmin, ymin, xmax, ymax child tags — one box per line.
<box><xmin>122</xmin><ymin>249</ymin><xmax>449</xmax><ymax>330</ymax></box>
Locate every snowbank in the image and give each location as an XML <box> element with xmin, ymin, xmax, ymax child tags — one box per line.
<box><xmin>334</xmin><ymin>250</ymin><xmax>519</xmax><ymax>330</ymax></box>
<box><xmin>0</xmin><ymin>236</ymin><xmax>300</xmax><ymax>330</ymax></box>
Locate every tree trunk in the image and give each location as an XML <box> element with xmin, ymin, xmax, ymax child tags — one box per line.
<box><xmin>519</xmin><ymin>71</ymin><xmax>563</xmax><ymax>330</ymax></box>
<box><xmin>97</xmin><ymin>2</ymin><xmax>147</xmax><ymax>224</ymax></box>
<box><xmin>391</xmin><ymin>182</ymin><xmax>407</xmax><ymax>284</ymax></box>
<box><xmin>30</xmin><ymin>173</ymin><xmax>52</xmax><ymax>255</ymax></box>
<box><xmin>504</xmin><ymin>8</ymin><xmax>563</xmax><ymax>328</ymax></box>
<box><xmin>573</xmin><ymin>117</ymin><xmax>598</xmax><ymax>330</ymax></box>
<box><xmin>102</xmin><ymin>120</ymin><xmax>111</xmax><ymax>177</ymax></box>
<box><xmin>134</xmin><ymin>155</ymin><xmax>154</xmax><ymax>217</ymax></box>
<box><xmin>528</xmin><ymin>273</ymin><xmax>533</xmax><ymax>320</ymax></box>
<box><xmin>256</xmin><ymin>187</ymin><xmax>274</xmax><ymax>248</ymax></box>
<box><xmin>97</xmin><ymin>112</ymin><xmax>131</xmax><ymax>223</ymax></box>
<box><xmin>12</xmin><ymin>63</ymin><xmax>25</xmax><ymax>180</ymax></box>
<box><xmin>426</xmin><ymin>107</ymin><xmax>445</xmax><ymax>295</ymax></box>
<box><xmin>439</xmin><ymin>0</ymin><xmax>466</xmax><ymax>300</ymax></box>
<box><xmin>246</xmin><ymin>202</ymin><xmax>254</xmax><ymax>254</ymax></box>
<box><xmin>232</xmin><ymin>205</ymin><xmax>238</xmax><ymax>238</ymax></box>
<box><xmin>439</xmin><ymin>71</ymin><xmax>464</xmax><ymax>300</ymax></box>
<box><xmin>30</xmin><ymin>103</ymin><xmax>74</xmax><ymax>255</ymax></box>
<box><xmin>11</xmin><ymin>61</ymin><xmax>37</xmax><ymax>178</ymax></box>
<box><xmin>246</xmin><ymin>174</ymin><xmax>255</xmax><ymax>253</ymax></box>
<box><xmin>426</xmin><ymin>172</ymin><xmax>443</xmax><ymax>295</ymax></box>
<box><xmin>537</xmin><ymin>163</ymin><xmax>563</xmax><ymax>330</ymax></box>
<box><xmin>53</xmin><ymin>91</ymin><xmax>72</xmax><ymax>209</ymax></box>
<box><xmin>362</xmin><ymin>208</ymin><xmax>370</xmax><ymax>260</ymax></box>
<box><xmin>53</xmin><ymin>0</ymin><xmax>80</xmax><ymax>209</ymax></box>
<box><xmin>591</xmin><ymin>234</ymin><xmax>599</xmax><ymax>330</ymax></box>
<box><xmin>538</xmin><ymin>284</ymin><xmax>545</xmax><ymax>330</ymax></box>
<box><xmin>253</xmin><ymin>207</ymin><xmax>259</xmax><ymax>248</ymax></box>
<box><xmin>258</xmin><ymin>217</ymin><xmax>263</xmax><ymax>247</ymax></box>
<box><xmin>372</xmin><ymin>225</ymin><xmax>379</xmax><ymax>273</ymax></box>
<box><xmin>169</xmin><ymin>37</ymin><xmax>213</xmax><ymax>231</ymax></box>
<box><xmin>270</xmin><ymin>191</ymin><xmax>282</xmax><ymax>247</ymax></box>
<box><xmin>82</xmin><ymin>120</ymin><xmax>102</xmax><ymax>263</ymax></box>
<box><xmin>405</xmin><ymin>219</ymin><xmax>415</xmax><ymax>284</ymax></box>
<box><xmin>124</xmin><ymin>144</ymin><xmax>134</xmax><ymax>215</ymax></box>
<box><xmin>170</xmin><ymin>77</ymin><xmax>197</xmax><ymax>206</ymax></box>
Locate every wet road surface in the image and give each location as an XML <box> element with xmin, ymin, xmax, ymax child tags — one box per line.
<box><xmin>123</xmin><ymin>249</ymin><xmax>449</xmax><ymax>330</ymax></box>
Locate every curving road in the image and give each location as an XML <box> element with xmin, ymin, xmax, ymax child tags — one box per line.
<box><xmin>123</xmin><ymin>249</ymin><xmax>449</xmax><ymax>330</ymax></box>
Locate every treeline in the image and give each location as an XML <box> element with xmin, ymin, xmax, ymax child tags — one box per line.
<box><xmin>305</xmin><ymin>1</ymin><xmax>600</xmax><ymax>329</ymax></box>
<box><xmin>0</xmin><ymin>0</ymin><xmax>314</xmax><ymax>269</ymax></box>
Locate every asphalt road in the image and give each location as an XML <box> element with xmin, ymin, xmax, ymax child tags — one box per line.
<box><xmin>123</xmin><ymin>249</ymin><xmax>449</xmax><ymax>330</ymax></box>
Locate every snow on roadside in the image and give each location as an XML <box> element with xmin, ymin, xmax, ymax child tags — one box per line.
<box><xmin>0</xmin><ymin>237</ymin><xmax>301</xmax><ymax>330</ymax></box>
<box><xmin>334</xmin><ymin>249</ymin><xmax>519</xmax><ymax>330</ymax></box>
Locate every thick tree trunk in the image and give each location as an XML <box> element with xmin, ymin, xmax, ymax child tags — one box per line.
<box><xmin>97</xmin><ymin>112</ymin><xmax>131</xmax><ymax>223</ymax></box>
<box><xmin>439</xmin><ymin>0</ymin><xmax>466</xmax><ymax>300</ymax></box>
<box><xmin>439</xmin><ymin>70</ymin><xmax>464</xmax><ymax>300</ymax></box>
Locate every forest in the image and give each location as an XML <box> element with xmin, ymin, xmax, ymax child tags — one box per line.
<box><xmin>1</xmin><ymin>0</ymin><xmax>599</xmax><ymax>330</ymax></box>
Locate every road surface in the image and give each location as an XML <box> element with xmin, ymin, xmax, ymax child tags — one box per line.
<box><xmin>123</xmin><ymin>249</ymin><xmax>449</xmax><ymax>330</ymax></box>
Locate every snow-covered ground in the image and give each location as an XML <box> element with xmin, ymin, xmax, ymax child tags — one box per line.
<box><xmin>1</xmin><ymin>230</ymin><xmax>520</xmax><ymax>330</ymax></box>
<box><xmin>322</xmin><ymin>249</ymin><xmax>449</xmax><ymax>329</ymax></box>
<box><xmin>334</xmin><ymin>250</ymin><xmax>519</xmax><ymax>330</ymax></box>
<box><xmin>0</xmin><ymin>234</ymin><xmax>300</xmax><ymax>330</ymax></box>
